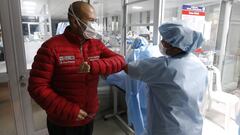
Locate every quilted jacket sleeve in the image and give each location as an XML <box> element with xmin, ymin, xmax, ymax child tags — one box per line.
<box><xmin>28</xmin><ymin>43</ymin><xmax>79</xmax><ymax>121</ymax></box>
<box><xmin>90</xmin><ymin>41</ymin><xmax>125</xmax><ymax>75</ymax></box>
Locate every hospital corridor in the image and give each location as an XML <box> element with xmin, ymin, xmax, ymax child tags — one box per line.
<box><xmin>0</xmin><ymin>0</ymin><xmax>240</xmax><ymax>135</ymax></box>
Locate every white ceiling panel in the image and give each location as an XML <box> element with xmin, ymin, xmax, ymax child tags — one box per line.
<box><xmin>21</xmin><ymin>0</ymin><xmax>221</xmax><ymax>20</ymax></box>
<box><xmin>21</xmin><ymin>0</ymin><xmax>48</xmax><ymax>16</ymax></box>
<box><xmin>48</xmin><ymin>0</ymin><xmax>76</xmax><ymax>20</ymax></box>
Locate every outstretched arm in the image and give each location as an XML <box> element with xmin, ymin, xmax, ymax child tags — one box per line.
<box><xmin>89</xmin><ymin>41</ymin><xmax>125</xmax><ymax>75</ymax></box>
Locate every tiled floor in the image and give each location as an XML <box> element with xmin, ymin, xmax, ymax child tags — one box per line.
<box><xmin>0</xmin><ymin>82</ymin><xmax>239</xmax><ymax>135</ymax></box>
<box><xmin>0</xmin><ymin>81</ymin><xmax>127</xmax><ymax>135</ymax></box>
<box><xmin>0</xmin><ymin>83</ymin><xmax>17</xmax><ymax>135</ymax></box>
<box><xmin>31</xmin><ymin>98</ymin><xmax>126</xmax><ymax>135</ymax></box>
<box><xmin>93</xmin><ymin>118</ymin><xmax>126</xmax><ymax>135</ymax></box>
<box><xmin>1</xmin><ymin>98</ymin><xmax>240</xmax><ymax>135</ymax></box>
<box><xmin>0</xmin><ymin>101</ymin><xmax>17</xmax><ymax>135</ymax></box>
<box><xmin>0</xmin><ymin>101</ymin><xmax>126</xmax><ymax>135</ymax></box>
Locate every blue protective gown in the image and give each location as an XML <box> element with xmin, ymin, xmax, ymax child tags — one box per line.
<box><xmin>106</xmin><ymin>44</ymin><xmax>160</xmax><ymax>135</ymax></box>
<box><xmin>106</xmin><ymin>70</ymin><xmax>146</xmax><ymax>134</ymax></box>
<box><xmin>238</xmin><ymin>115</ymin><xmax>240</xmax><ymax>135</ymax></box>
<box><xmin>236</xmin><ymin>102</ymin><xmax>240</xmax><ymax>135</ymax></box>
<box><xmin>128</xmin><ymin>53</ymin><xmax>208</xmax><ymax>135</ymax></box>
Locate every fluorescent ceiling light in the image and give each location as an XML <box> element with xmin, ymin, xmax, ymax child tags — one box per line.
<box><xmin>25</xmin><ymin>10</ymin><xmax>35</xmax><ymax>14</ymax></box>
<box><xmin>22</xmin><ymin>6</ymin><xmax>36</xmax><ymax>10</ymax></box>
<box><xmin>132</xmin><ymin>6</ymin><xmax>143</xmax><ymax>9</ymax></box>
<box><xmin>23</xmin><ymin>1</ymin><xmax>36</xmax><ymax>6</ymax></box>
<box><xmin>22</xmin><ymin>6</ymin><xmax>36</xmax><ymax>14</ymax></box>
<box><xmin>22</xmin><ymin>1</ymin><xmax>36</xmax><ymax>13</ymax></box>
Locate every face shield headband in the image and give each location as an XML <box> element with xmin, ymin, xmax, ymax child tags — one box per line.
<box><xmin>68</xmin><ymin>4</ymin><xmax>101</xmax><ymax>39</ymax></box>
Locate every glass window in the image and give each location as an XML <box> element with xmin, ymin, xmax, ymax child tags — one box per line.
<box><xmin>126</xmin><ymin>25</ymin><xmax>153</xmax><ymax>54</ymax></box>
<box><xmin>163</xmin><ymin>1</ymin><xmax>238</xmax><ymax>133</ymax></box>
<box><xmin>29</xmin><ymin>24</ymin><xmax>39</xmax><ymax>35</ymax></box>
<box><xmin>20</xmin><ymin>0</ymin><xmax>60</xmax><ymax>130</ymax></box>
<box><xmin>222</xmin><ymin>2</ymin><xmax>240</xmax><ymax>95</ymax></box>
<box><xmin>126</xmin><ymin>0</ymin><xmax>145</xmax><ymax>4</ymax></box>
<box><xmin>127</xmin><ymin>0</ymin><xmax>154</xmax><ymax>25</ymax></box>
<box><xmin>0</xmin><ymin>22</ymin><xmax>17</xmax><ymax>135</ymax></box>
<box><xmin>125</xmin><ymin>0</ymin><xmax>154</xmax><ymax>55</ymax></box>
<box><xmin>91</xmin><ymin>0</ymin><xmax>123</xmax><ymax>54</ymax></box>
<box><xmin>22</xmin><ymin>16</ymin><xmax>39</xmax><ymax>22</ymax></box>
<box><xmin>22</xmin><ymin>23</ymin><xmax>29</xmax><ymax>36</ymax></box>
<box><xmin>0</xmin><ymin>24</ymin><xmax>6</xmax><ymax>73</ymax></box>
<box><xmin>164</xmin><ymin>0</ymin><xmax>222</xmax><ymax>52</ymax></box>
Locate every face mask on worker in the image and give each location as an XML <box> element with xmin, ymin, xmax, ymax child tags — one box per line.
<box><xmin>159</xmin><ymin>43</ymin><xmax>167</xmax><ymax>56</ymax></box>
<box><xmin>79</xmin><ymin>20</ymin><xmax>100</xmax><ymax>39</ymax></box>
<box><xmin>69</xmin><ymin>5</ymin><xmax>101</xmax><ymax>39</ymax></box>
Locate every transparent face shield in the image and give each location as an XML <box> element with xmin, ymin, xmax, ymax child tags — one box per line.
<box><xmin>68</xmin><ymin>4</ymin><xmax>102</xmax><ymax>39</ymax></box>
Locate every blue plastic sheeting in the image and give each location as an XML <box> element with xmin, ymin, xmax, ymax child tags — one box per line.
<box><xmin>236</xmin><ymin>102</ymin><xmax>240</xmax><ymax>135</ymax></box>
<box><xmin>106</xmin><ymin>39</ymin><xmax>160</xmax><ymax>135</ymax></box>
<box><xmin>107</xmin><ymin>71</ymin><xmax>148</xmax><ymax>135</ymax></box>
<box><xmin>237</xmin><ymin>112</ymin><xmax>240</xmax><ymax>126</ymax></box>
<box><xmin>236</xmin><ymin>101</ymin><xmax>240</xmax><ymax>125</ymax></box>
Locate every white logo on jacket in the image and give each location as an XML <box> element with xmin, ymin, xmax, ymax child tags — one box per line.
<box><xmin>88</xmin><ymin>56</ymin><xmax>100</xmax><ymax>61</ymax></box>
<box><xmin>59</xmin><ymin>55</ymin><xmax>75</xmax><ymax>64</ymax></box>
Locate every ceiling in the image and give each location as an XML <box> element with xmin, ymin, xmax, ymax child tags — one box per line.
<box><xmin>20</xmin><ymin>0</ymin><xmax>221</xmax><ymax>20</ymax></box>
<box><xmin>20</xmin><ymin>0</ymin><xmax>48</xmax><ymax>15</ymax></box>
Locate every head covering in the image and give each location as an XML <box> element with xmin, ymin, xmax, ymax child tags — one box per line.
<box><xmin>159</xmin><ymin>22</ymin><xmax>204</xmax><ymax>53</ymax></box>
<box><xmin>132</xmin><ymin>36</ymin><xmax>148</xmax><ymax>49</ymax></box>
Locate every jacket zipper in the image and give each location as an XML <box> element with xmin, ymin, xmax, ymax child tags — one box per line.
<box><xmin>80</xmin><ymin>45</ymin><xmax>84</xmax><ymax>61</ymax></box>
<box><xmin>80</xmin><ymin>44</ymin><xmax>89</xmax><ymax>112</ymax></box>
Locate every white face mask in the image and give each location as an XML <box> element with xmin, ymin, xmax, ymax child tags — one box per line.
<box><xmin>83</xmin><ymin>21</ymin><xmax>101</xmax><ymax>39</ymax></box>
<box><xmin>69</xmin><ymin>4</ymin><xmax>101</xmax><ymax>39</ymax></box>
<box><xmin>159</xmin><ymin>43</ymin><xmax>167</xmax><ymax>56</ymax></box>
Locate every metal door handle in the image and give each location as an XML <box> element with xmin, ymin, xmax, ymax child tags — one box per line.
<box><xmin>19</xmin><ymin>75</ymin><xmax>27</xmax><ymax>87</ymax></box>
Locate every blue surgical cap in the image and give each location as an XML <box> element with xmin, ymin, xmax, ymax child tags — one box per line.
<box><xmin>159</xmin><ymin>22</ymin><xmax>204</xmax><ymax>53</ymax></box>
<box><xmin>132</xmin><ymin>37</ymin><xmax>148</xmax><ymax>49</ymax></box>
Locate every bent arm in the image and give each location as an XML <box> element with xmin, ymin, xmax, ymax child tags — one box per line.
<box><xmin>28</xmin><ymin>45</ymin><xmax>79</xmax><ymax>121</ymax></box>
<box><xmin>90</xmin><ymin>41</ymin><xmax>125</xmax><ymax>75</ymax></box>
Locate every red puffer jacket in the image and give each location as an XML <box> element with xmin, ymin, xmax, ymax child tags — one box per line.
<box><xmin>28</xmin><ymin>27</ymin><xmax>125</xmax><ymax>126</ymax></box>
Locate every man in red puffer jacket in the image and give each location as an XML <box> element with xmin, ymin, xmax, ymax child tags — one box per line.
<box><xmin>28</xmin><ymin>1</ymin><xmax>125</xmax><ymax>135</ymax></box>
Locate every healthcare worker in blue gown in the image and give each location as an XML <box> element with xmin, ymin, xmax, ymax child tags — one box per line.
<box><xmin>106</xmin><ymin>36</ymin><xmax>160</xmax><ymax>135</ymax></box>
<box><xmin>124</xmin><ymin>22</ymin><xmax>208</xmax><ymax>135</ymax></box>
